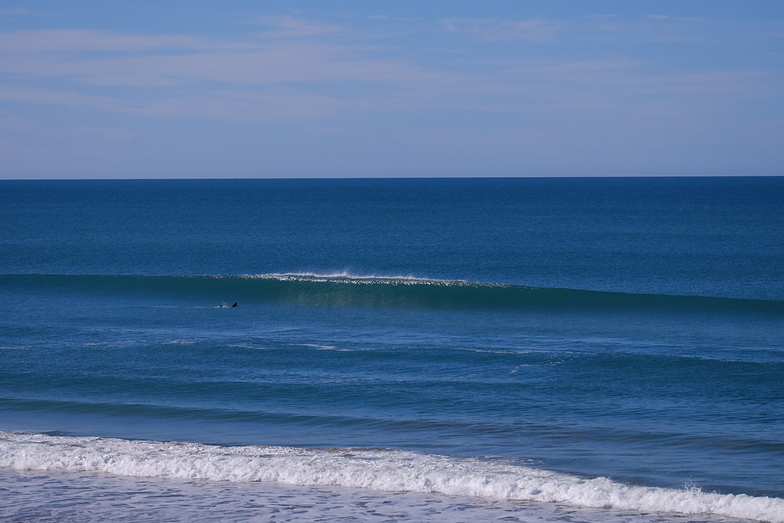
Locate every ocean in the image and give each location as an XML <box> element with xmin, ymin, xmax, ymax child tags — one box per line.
<box><xmin>0</xmin><ymin>177</ymin><xmax>782</xmax><ymax>522</ymax></box>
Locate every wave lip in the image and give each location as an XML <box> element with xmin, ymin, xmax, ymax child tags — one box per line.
<box><xmin>1</xmin><ymin>432</ymin><xmax>782</xmax><ymax>523</ymax></box>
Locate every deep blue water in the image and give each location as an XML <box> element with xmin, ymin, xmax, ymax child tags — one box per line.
<box><xmin>0</xmin><ymin>178</ymin><xmax>783</xmax><ymax>522</ymax></box>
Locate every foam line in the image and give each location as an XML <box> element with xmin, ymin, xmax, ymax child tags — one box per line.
<box><xmin>1</xmin><ymin>432</ymin><xmax>781</xmax><ymax>522</ymax></box>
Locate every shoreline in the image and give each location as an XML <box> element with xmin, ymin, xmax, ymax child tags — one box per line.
<box><xmin>0</xmin><ymin>467</ymin><xmax>755</xmax><ymax>523</ymax></box>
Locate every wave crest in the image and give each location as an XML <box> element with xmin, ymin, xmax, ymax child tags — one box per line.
<box><xmin>2</xmin><ymin>273</ymin><xmax>782</xmax><ymax>314</ymax></box>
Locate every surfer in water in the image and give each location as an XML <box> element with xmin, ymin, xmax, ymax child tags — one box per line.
<box><xmin>231</xmin><ymin>302</ymin><xmax>238</xmax><ymax>308</ymax></box>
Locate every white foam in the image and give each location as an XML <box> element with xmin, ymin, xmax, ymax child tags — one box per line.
<box><xmin>0</xmin><ymin>468</ymin><xmax>734</xmax><ymax>523</ymax></box>
<box><xmin>1</xmin><ymin>432</ymin><xmax>781</xmax><ymax>523</ymax></box>
<box><xmin>253</xmin><ymin>271</ymin><xmax>424</xmax><ymax>281</ymax></box>
<box><xmin>242</xmin><ymin>272</ymin><xmax>483</xmax><ymax>286</ymax></box>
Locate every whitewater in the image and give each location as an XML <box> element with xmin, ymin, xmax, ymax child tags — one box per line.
<box><xmin>1</xmin><ymin>431</ymin><xmax>782</xmax><ymax>522</ymax></box>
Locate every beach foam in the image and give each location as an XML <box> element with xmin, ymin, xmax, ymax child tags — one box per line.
<box><xmin>1</xmin><ymin>432</ymin><xmax>781</xmax><ymax>523</ymax></box>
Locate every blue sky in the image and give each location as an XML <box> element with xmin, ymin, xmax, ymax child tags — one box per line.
<box><xmin>1</xmin><ymin>1</ymin><xmax>782</xmax><ymax>178</ymax></box>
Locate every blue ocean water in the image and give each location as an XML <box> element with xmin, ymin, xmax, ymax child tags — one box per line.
<box><xmin>0</xmin><ymin>177</ymin><xmax>783</xmax><ymax>522</ymax></box>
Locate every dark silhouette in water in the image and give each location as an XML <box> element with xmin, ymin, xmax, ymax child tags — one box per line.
<box><xmin>231</xmin><ymin>303</ymin><xmax>238</xmax><ymax>308</ymax></box>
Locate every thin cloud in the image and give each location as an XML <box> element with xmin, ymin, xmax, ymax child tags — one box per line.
<box><xmin>521</xmin><ymin>58</ymin><xmax>641</xmax><ymax>74</ymax></box>
<box><xmin>0</xmin><ymin>26</ymin><xmax>481</xmax><ymax>122</ymax></box>
<box><xmin>138</xmin><ymin>91</ymin><xmax>345</xmax><ymax>122</ymax></box>
<box><xmin>0</xmin><ymin>30</ymin><xmax>221</xmax><ymax>53</ymax></box>
<box><xmin>0</xmin><ymin>86</ymin><xmax>119</xmax><ymax>111</ymax></box>
<box><xmin>0</xmin><ymin>16</ymin><xmax>780</xmax><ymax>128</ymax></box>
<box><xmin>0</xmin><ymin>8</ymin><xmax>42</xmax><ymax>17</ymax></box>
<box><xmin>0</xmin><ymin>84</ymin><xmax>344</xmax><ymax>123</ymax></box>
<box><xmin>648</xmin><ymin>14</ymin><xmax>711</xmax><ymax>24</ymax></box>
<box><xmin>250</xmin><ymin>15</ymin><xmax>345</xmax><ymax>37</ymax></box>
<box><xmin>578</xmin><ymin>13</ymin><xmax>738</xmax><ymax>45</ymax></box>
<box><xmin>443</xmin><ymin>18</ymin><xmax>562</xmax><ymax>42</ymax></box>
<box><xmin>0</xmin><ymin>29</ymin><xmax>455</xmax><ymax>89</ymax></box>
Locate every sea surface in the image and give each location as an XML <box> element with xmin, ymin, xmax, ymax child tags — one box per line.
<box><xmin>0</xmin><ymin>177</ymin><xmax>782</xmax><ymax>522</ymax></box>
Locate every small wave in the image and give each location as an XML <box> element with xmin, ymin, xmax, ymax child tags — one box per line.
<box><xmin>0</xmin><ymin>432</ymin><xmax>781</xmax><ymax>523</ymax></box>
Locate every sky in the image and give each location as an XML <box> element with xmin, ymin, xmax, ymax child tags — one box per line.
<box><xmin>1</xmin><ymin>1</ymin><xmax>782</xmax><ymax>179</ymax></box>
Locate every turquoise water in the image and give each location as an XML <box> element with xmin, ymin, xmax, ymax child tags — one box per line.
<box><xmin>1</xmin><ymin>178</ymin><xmax>783</xmax><ymax>522</ymax></box>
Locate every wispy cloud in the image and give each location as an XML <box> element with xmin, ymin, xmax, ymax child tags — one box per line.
<box><xmin>0</xmin><ymin>8</ymin><xmax>41</xmax><ymax>17</ymax></box>
<box><xmin>0</xmin><ymin>36</ymin><xmax>448</xmax><ymax>90</ymax></box>
<box><xmin>139</xmin><ymin>91</ymin><xmax>345</xmax><ymax>122</ymax></box>
<box><xmin>580</xmin><ymin>13</ymin><xmax>759</xmax><ymax>45</ymax></box>
<box><xmin>250</xmin><ymin>15</ymin><xmax>345</xmax><ymax>37</ymax></box>
<box><xmin>0</xmin><ymin>29</ymin><xmax>225</xmax><ymax>53</ymax></box>
<box><xmin>0</xmin><ymin>25</ymin><xmax>474</xmax><ymax>122</ymax></box>
<box><xmin>0</xmin><ymin>14</ymin><xmax>780</xmax><ymax>127</ymax></box>
<box><xmin>648</xmin><ymin>14</ymin><xmax>711</xmax><ymax>24</ymax></box>
<box><xmin>443</xmin><ymin>18</ymin><xmax>562</xmax><ymax>42</ymax></box>
<box><xmin>0</xmin><ymin>86</ymin><xmax>120</xmax><ymax>110</ymax></box>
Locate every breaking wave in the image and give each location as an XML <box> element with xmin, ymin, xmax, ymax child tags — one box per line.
<box><xmin>1</xmin><ymin>432</ymin><xmax>782</xmax><ymax>523</ymax></box>
<box><xmin>2</xmin><ymin>272</ymin><xmax>782</xmax><ymax>314</ymax></box>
